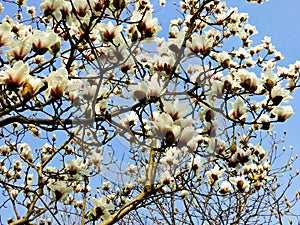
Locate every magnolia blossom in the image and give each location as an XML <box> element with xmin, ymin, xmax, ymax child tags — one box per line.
<box><xmin>271</xmin><ymin>105</ymin><xmax>294</xmax><ymax>122</ymax></box>
<box><xmin>97</xmin><ymin>21</ymin><xmax>123</xmax><ymax>44</ymax></box>
<box><xmin>219</xmin><ymin>181</ymin><xmax>232</xmax><ymax>194</ymax></box>
<box><xmin>229</xmin><ymin>97</ymin><xmax>247</xmax><ymax>121</ymax></box>
<box><xmin>45</xmin><ymin>67</ymin><xmax>69</xmax><ymax>98</ymax></box>
<box><xmin>126</xmin><ymin>164</ymin><xmax>137</xmax><ymax>174</ymax></box>
<box><xmin>206</xmin><ymin>28</ymin><xmax>221</xmax><ymax>42</ymax></box>
<box><xmin>208</xmin><ymin>79</ymin><xmax>224</xmax><ymax>101</ymax></box>
<box><xmin>244</xmin><ymin>24</ymin><xmax>258</xmax><ymax>36</ymax></box>
<box><xmin>233</xmin><ymin>47</ymin><xmax>250</xmax><ymax>60</ymax></box>
<box><xmin>190</xmin><ymin>155</ymin><xmax>201</xmax><ymax>171</ymax></box>
<box><xmin>120</xmin><ymin>111</ymin><xmax>139</xmax><ymax>128</ymax></box>
<box><xmin>13</xmin><ymin>159</ymin><xmax>23</xmax><ymax>171</ymax></box>
<box><xmin>150</xmin><ymin>112</ymin><xmax>181</xmax><ymax>146</ymax></box>
<box><xmin>151</xmin><ymin>54</ymin><xmax>176</xmax><ymax>77</ymax></box>
<box><xmin>20</xmin><ymin>76</ymin><xmax>44</xmax><ymax>99</ymax></box>
<box><xmin>229</xmin><ymin>148</ymin><xmax>251</xmax><ymax>168</ymax></box>
<box><xmin>6</xmin><ymin>39</ymin><xmax>32</xmax><ymax>61</ymax></box>
<box><xmin>235</xmin><ymin>69</ymin><xmax>258</xmax><ymax>92</ymax></box>
<box><xmin>160</xmin><ymin>147</ymin><xmax>180</xmax><ymax>168</ymax></box>
<box><xmin>0</xmin><ymin>61</ymin><xmax>30</xmax><ymax>88</ymax></box>
<box><xmin>130</xmin><ymin>11</ymin><xmax>161</xmax><ymax>40</ymax></box>
<box><xmin>190</xmin><ymin>64</ymin><xmax>214</xmax><ymax>85</ymax></box>
<box><xmin>187</xmin><ymin>33</ymin><xmax>214</xmax><ymax>56</ymax></box>
<box><xmin>216</xmin><ymin>51</ymin><xmax>231</xmax><ymax>68</ymax></box>
<box><xmin>64</xmin><ymin>79</ymin><xmax>84</xmax><ymax>101</ymax></box>
<box><xmin>222</xmin><ymin>74</ymin><xmax>240</xmax><ymax>93</ymax></box>
<box><xmin>86</xmin><ymin>197</ymin><xmax>115</xmax><ymax>221</ymax></box>
<box><xmin>206</xmin><ymin>165</ymin><xmax>225</xmax><ymax>188</ymax></box>
<box><xmin>159</xmin><ymin>170</ymin><xmax>174</xmax><ymax>185</ymax></box>
<box><xmin>177</xmin><ymin>126</ymin><xmax>197</xmax><ymax>148</ymax></box>
<box><xmin>229</xmin><ymin>176</ymin><xmax>250</xmax><ymax>192</ymax></box>
<box><xmin>31</xmin><ymin>29</ymin><xmax>59</xmax><ymax>55</ymax></box>
<box><xmin>48</xmin><ymin>181</ymin><xmax>73</xmax><ymax>203</ymax></box>
<box><xmin>95</xmin><ymin>99</ymin><xmax>108</xmax><ymax>115</ymax></box>
<box><xmin>129</xmin><ymin>74</ymin><xmax>165</xmax><ymax>101</ymax></box>
<box><xmin>130</xmin><ymin>81</ymin><xmax>149</xmax><ymax>101</ymax></box>
<box><xmin>64</xmin><ymin>158</ymin><xmax>89</xmax><ymax>180</ymax></box>
<box><xmin>0</xmin><ymin>23</ymin><xmax>13</xmax><ymax>48</ymax></box>
<box><xmin>251</xmin><ymin>143</ymin><xmax>266</xmax><ymax>158</ymax></box>
<box><xmin>259</xmin><ymin>114</ymin><xmax>272</xmax><ymax>130</ymax></box>
<box><xmin>261</xmin><ymin>69</ymin><xmax>278</xmax><ymax>90</ymax></box>
<box><xmin>161</xmin><ymin>99</ymin><xmax>189</xmax><ymax>123</ymax></box>
<box><xmin>73</xmin><ymin>0</ymin><xmax>89</xmax><ymax>17</ymax></box>
<box><xmin>270</xmin><ymin>84</ymin><xmax>292</xmax><ymax>105</ymax></box>
<box><xmin>18</xmin><ymin>143</ymin><xmax>33</xmax><ymax>162</ymax></box>
<box><xmin>40</xmin><ymin>0</ymin><xmax>64</xmax><ymax>19</ymax></box>
<box><xmin>0</xmin><ymin>145</ymin><xmax>10</xmax><ymax>156</ymax></box>
<box><xmin>101</xmin><ymin>181</ymin><xmax>111</xmax><ymax>191</ymax></box>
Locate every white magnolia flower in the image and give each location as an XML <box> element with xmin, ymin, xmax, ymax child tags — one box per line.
<box><xmin>6</xmin><ymin>39</ymin><xmax>32</xmax><ymax>61</ymax></box>
<box><xmin>229</xmin><ymin>176</ymin><xmax>250</xmax><ymax>192</ymax></box>
<box><xmin>48</xmin><ymin>181</ymin><xmax>73</xmax><ymax>203</ymax></box>
<box><xmin>187</xmin><ymin>33</ymin><xmax>214</xmax><ymax>56</ymax></box>
<box><xmin>259</xmin><ymin>114</ymin><xmax>272</xmax><ymax>130</ymax></box>
<box><xmin>0</xmin><ymin>145</ymin><xmax>11</xmax><ymax>156</ymax></box>
<box><xmin>97</xmin><ymin>21</ymin><xmax>123</xmax><ymax>44</ymax></box>
<box><xmin>235</xmin><ymin>69</ymin><xmax>258</xmax><ymax>92</ymax></box>
<box><xmin>270</xmin><ymin>84</ymin><xmax>292</xmax><ymax>105</ymax></box>
<box><xmin>206</xmin><ymin>165</ymin><xmax>225</xmax><ymax>188</ymax></box>
<box><xmin>0</xmin><ymin>23</ymin><xmax>13</xmax><ymax>48</ymax></box>
<box><xmin>216</xmin><ymin>51</ymin><xmax>231</xmax><ymax>68</ymax></box>
<box><xmin>0</xmin><ymin>61</ymin><xmax>30</xmax><ymax>88</ymax></box>
<box><xmin>130</xmin><ymin>73</ymin><xmax>165</xmax><ymax>101</ymax></box>
<box><xmin>271</xmin><ymin>105</ymin><xmax>294</xmax><ymax>122</ymax></box>
<box><xmin>261</xmin><ymin>69</ymin><xmax>278</xmax><ymax>90</ymax></box>
<box><xmin>219</xmin><ymin>181</ymin><xmax>232</xmax><ymax>194</ymax></box>
<box><xmin>161</xmin><ymin>147</ymin><xmax>180</xmax><ymax>168</ymax></box>
<box><xmin>229</xmin><ymin>97</ymin><xmax>247</xmax><ymax>121</ymax></box>
<box><xmin>40</xmin><ymin>0</ymin><xmax>64</xmax><ymax>20</ymax></box>
<box><xmin>86</xmin><ymin>197</ymin><xmax>115</xmax><ymax>221</ymax></box>
<box><xmin>130</xmin><ymin>11</ymin><xmax>161</xmax><ymax>39</ymax></box>
<box><xmin>45</xmin><ymin>67</ymin><xmax>69</xmax><ymax>98</ymax></box>
<box><xmin>159</xmin><ymin>170</ymin><xmax>174</xmax><ymax>185</ymax></box>
<box><xmin>150</xmin><ymin>112</ymin><xmax>181</xmax><ymax>145</ymax></box>
<box><xmin>64</xmin><ymin>158</ymin><xmax>89</xmax><ymax>180</ymax></box>
<box><xmin>161</xmin><ymin>99</ymin><xmax>189</xmax><ymax>123</ymax></box>
<box><xmin>190</xmin><ymin>155</ymin><xmax>201</xmax><ymax>171</ymax></box>
<box><xmin>120</xmin><ymin>111</ymin><xmax>138</xmax><ymax>128</ymax></box>
<box><xmin>126</xmin><ymin>164</ymin><xmax>137</xmax><ymax>174</ymax></box>
<box><xmin>73</xmin><ymin>0</ymin><xmax>89</xmax><ymax>17</ymax></box>
<box><xmin>31</xmin><ymin>28</ymin><xmax>59</xmax><ymax>55</ymax></box>
<box><xmin>177</xmin><ymin>126</ymin><xmax>197</xmax><ymax>147</ymax></box>
<box><xmin>18</xmin><ymin>143</ymin><xmax>33</xmax><ymax>162</ymax></box>
<box><xmin>130</xmin><ymin>81</ymin><xmax>149</xmax><ymax>101</ymax></box>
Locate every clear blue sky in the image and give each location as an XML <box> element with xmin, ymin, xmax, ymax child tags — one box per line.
<box><xmin>230</xmin><ymin>0</ymin><xmax>300</xmax><ymax>153</ymax></box>
<box><xmin>156</xmin><ymin>1</ymin><xmax>300</xmax><ymax>222</ymax></box>
<box><xmin>1</xmin><ymin>0</ymin><xmax>300</xmax><ymax>223</ymax></box>
<box><xmin>230</xmin><ymin>0</ymin><xmax>300</xmax><ymax>216</ymax></box>
<box><xmin>156</xmin><ymin>0</ymin><xmax>300</xmax><ymax>154</ymax></box>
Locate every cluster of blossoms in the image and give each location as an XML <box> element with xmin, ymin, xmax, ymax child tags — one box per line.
<box><xmin>0</xmin><ymin>0</ymin><xmax>299</xmax><ymax>224</ymax></box>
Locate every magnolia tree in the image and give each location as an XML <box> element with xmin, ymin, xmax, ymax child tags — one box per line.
<box><xmin>0</xmin><ymin>0</ymin><xmax>300</xmax><ymax>224</ymax></box>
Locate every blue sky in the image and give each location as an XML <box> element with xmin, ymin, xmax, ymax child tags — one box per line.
<box><xmin>156</xmin><ymin>0</ymin><xmax>300</xmax><ymax>156</ymax></box>
<box><xmin>230</xmin><ymin>0</ymin><xmax>300</xmax><ymax>153</ymax></box>
<box><xmin>1</xmin><ymin>0</ymin><xmax>300</xmax><ymax>223</ymax></box>
<box><xmin>223</xmin><ymin>1</ymin><xmax>300</xmax><ymax>220</ymax></box>
<box><xmin>156</xmin><ymin>2</ymin><xmax>300</xmax><ymax>217</ymax></box>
